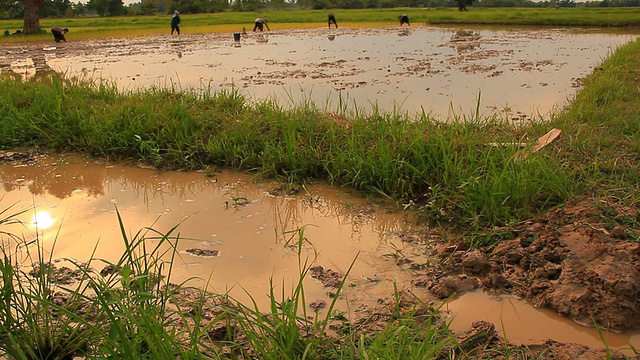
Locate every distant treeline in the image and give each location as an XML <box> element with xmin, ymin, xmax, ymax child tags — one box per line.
<box><xmin>1</xmin><ymin>0</ymin><xmax>638</xmax><ymax>20</ymax></box>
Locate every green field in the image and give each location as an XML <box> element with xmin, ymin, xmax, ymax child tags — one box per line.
<box><xmin>2</xmin><ymin>7</ymin><xmax>640</xmax><ymax>42</ymax></box>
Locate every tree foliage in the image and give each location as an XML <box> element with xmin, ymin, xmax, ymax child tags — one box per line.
<box><xmin>38</xmin><ymin>0</ymin><xmax>70</xmax><ymax>17</ymax></box>
<box><xmin>86</xmin><ymin>0</ymin><xmax>124</xmax><ymax>15</ymax></box>
<box><xmin>456</xmin><ymin>0</ymin><xmax>472</xmax><ymax>10</ymax></box>
<box><xmin>1</xmin><ymin>0</ymin><xmax>640</xmax><ymax>22</ymax></box>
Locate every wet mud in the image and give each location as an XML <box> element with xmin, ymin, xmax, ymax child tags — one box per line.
<box><xmin>417</xmin><ymin>200</ymin><xmax>640</xmax><ymax>333</ymax></box>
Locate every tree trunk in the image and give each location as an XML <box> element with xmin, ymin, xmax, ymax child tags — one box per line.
<box><xmin>22</xmin><ymin>0</ymin><xmax>44</xmax><ymax>35</ymax></box>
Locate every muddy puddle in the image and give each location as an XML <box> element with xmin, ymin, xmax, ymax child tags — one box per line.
<box><xmin>2</xmin><ymin>26</ymin><xmax>638</xmax><ymax>118</ymax></box>
<box><xmin>0</xmin><ymin>154</ymin><xmax>638</xmax><ymax>353</ymax></box>
<box><xmin>0</xmin><ymin>154</ymin><xmax>428</xmax><ymax>311</ymax></box>
<box><xmin>446</xmin><ymin>290</ymin><xmax>639</xmax><ymax>352</ymax></box>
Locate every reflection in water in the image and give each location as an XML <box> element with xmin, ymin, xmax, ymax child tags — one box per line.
<box><xmin>0</xmin><ymin>155</ymin><xmax>412</xmax><ymax>291</ymax></box>
<box><xmin>7</xmin><ymin>48</ymin><xmax>58</xmax><ymax>82</ymax></box>
<box><xmin>0</xmin><ymin>156</ymin><xmax>402</xmax><ymax>242</ymax></box>
<box><xmin>31</xmin><ymin>211</ymin><xmax>55</xmax><ymax>230</ymax></box>
<box><xmin>36</xmin><ymin>27</ymin><xmax>638</xmax><ymax>118</ymax></box>
<box><xmin>0</xmin><ymin>159</ymin><xmax>105</xmax><ymax>199</ymax></box>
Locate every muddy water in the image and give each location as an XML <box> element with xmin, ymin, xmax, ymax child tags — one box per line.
<box><xmin>0</xmin><ymin>155</ymin><xmax>638</xmax><ymax>352</ymax></box>
<box><xmin>446</xmin><ymin>290</ymin><xmax>640</xmax><ymax>353</ymax></box>
<box><xmin>0</xmin><ymin>154</ymin><xmax>427</xmax><ymax>309</ymax></box>
<box><xmin>30</xmin><ymin>26</ymin><xmax>637</xmax><ymax>118</ymax></box>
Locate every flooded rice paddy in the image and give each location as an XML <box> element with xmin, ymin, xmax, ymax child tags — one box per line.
<box><xmin>0</xmin><ymin>154</ymin><xmax>638</xmax><ymax>353</ymax></box>
<box><xmin>3</xmin><ymin>25</ymin><xmax>637</xmax><ymax>118</ymax></box>
<box><xmin>2</xmin><ymin>25</ymin><xmax>640</xmax><ymax>353</ymax></box>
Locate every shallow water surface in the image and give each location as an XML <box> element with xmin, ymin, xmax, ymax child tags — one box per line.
<box><xmin>446</xmin><ymin>290</ymin><xmax>640</xmax><ymax>352</ymax></box>
<box><xmin>31</xmin><ymin>26</ymin><xmax>639</xmax><ymax>118</ymax></box>
<box><xmin>0</xmin><ymin>155</ymin><xmax>638</xmax><ymax>352</ymax></box>
<box><xmin>0</xmin><ymin>155</ymin><xmax>424</xmax><ymax>309</ymax></box>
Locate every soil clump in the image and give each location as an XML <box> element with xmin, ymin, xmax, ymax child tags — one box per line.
<box><xmin>413</xmin><ymin>199</ymin><xmax>640</xmax><ymax>333</ymax></box>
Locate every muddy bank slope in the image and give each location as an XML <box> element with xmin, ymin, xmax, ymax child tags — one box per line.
<box><xmin>417</xmin><ymin>199</ymin><xmax>640</xmax><ymax>333</ymax></box>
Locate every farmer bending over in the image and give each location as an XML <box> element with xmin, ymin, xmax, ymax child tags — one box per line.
<box><xmin>398</xmin><ymin>14</ymin><xmax>410</xmax><ymax>26</ymax></box>
<box><xmin>328</xmin><ymin>13</ymin><xmax>338</xmax><ymax>28</ymax></box>
<box><xmin>51</xmin><ymin>26</ymin><xmax>68</xmax><ymax>42</ymax></box>
<box><xmin>253</xmin><ymin>18</ymin><xmax>270</xmax><ymax>31</ymax></box>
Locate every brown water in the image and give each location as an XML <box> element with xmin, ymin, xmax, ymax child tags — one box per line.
<box><xmin>8</xmin><ymin>26</ymin><xmax>634</xmax><ymax>118</ymax></box>
<box><xmin>0</xmin><ymin>155</ymin><xmax>638</xmax><ymax>353</ymax></box>
<box><xmin>446</xmin><ymin>290</ymin><xmax>640</xmax><ymax>352</ymax></box>
<box><xmin>0</xmin><ymin>154</ymin><xmax>426</xmax><ymax>309</ymax></box>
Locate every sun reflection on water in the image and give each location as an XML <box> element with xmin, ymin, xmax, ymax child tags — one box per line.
<box><xmin>31</xmin><ymin>211</ymin><xmax>55</xmax><ymax>230</ymax></box>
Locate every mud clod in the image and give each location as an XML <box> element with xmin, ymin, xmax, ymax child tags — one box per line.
<box><xmin>186</xmin><ymin>248</ymin><xmax>219</xmax><ymax>257</ymax></box>
<box><xmin>309</xmin><ymin>265</ymin><xmax>343</xmax><ymax>288</ymax></box>
<box><xmin>423</xmin><ymin>200</ymin><xmax>640</xmax><ymax>332</ymax></box>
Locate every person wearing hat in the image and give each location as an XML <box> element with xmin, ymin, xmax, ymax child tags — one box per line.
<box><xmin>398</xmin><ymin>14</ymin><xmax>410</xmax><ymax>26</ymax></box>
<box><xmin>171</xmin><ymin>10</ymin><xmax>181</xmax><ymax>35</ymax></box>
<box><xmin>51</xmin><ymin>26</ymin><xmax>69</xmax><ymax>42</ymax></box>
<box><xmin>252</xmin><ymin>18</ymin><xmax>270</xmax><ymax>32</ymax></box>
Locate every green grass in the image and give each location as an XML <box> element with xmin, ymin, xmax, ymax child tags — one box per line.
<box><xmin>2</xmin><ymin>28</ymin><xmax>639</xmax><ymax>230</ymax></box>
<box><xmin>0</xmin><ymin>73</ymin><xmax>575</xmax><ymax>228</ymax></box>
<box><xmin>2</xmin><ymin>8</ymin><xmax>640</xmax><ymax>43</ymax></box>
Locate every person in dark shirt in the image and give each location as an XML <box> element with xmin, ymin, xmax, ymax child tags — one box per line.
<box><xmin>328</xmin><ymin>13</ymin><xmax>338</xmax><ymax>28</ymax></box>
<box><xmin>51</xmin><ymin>26</ymin><xmax>69</xmax><ymax>42</ymax></box>
<box><xmin>171</xmin><ymin>10</ymin><xmax>181</xmax><ymax>35</ymax></box>
<box><xmin>253</xmin><ymin>18</ymin><xmax>270</xmax><ymax>32</ymax></box>
<box><xmin>398</xmin><ymin>14</ymin><xmax>410</xmax><ymax>26</ymax></box>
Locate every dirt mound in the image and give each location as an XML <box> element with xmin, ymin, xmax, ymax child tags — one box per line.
<box><xmin>420</xmin><ymin>199</ymin><xmax>640</xmax><ymax>332</ymax></box>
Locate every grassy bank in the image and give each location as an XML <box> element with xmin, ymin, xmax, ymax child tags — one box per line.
<box><xmin>0</xmin><ymin>73</ymin><xmax>572</xmax><ymax>228</ymax></box>
<box><xmin>2</xmin><ymin>35</ymin><xmax>640</xmax><ymax>230</ymax></box>
<box><xmin>552</xmin><ymin>39</ymin><xmax>640</xmax><ymax>204</ymax></box>
<box><xmin>1</xmin><ymin>8</ymin><xmax>640</xmax><ymax>42</ymax></box>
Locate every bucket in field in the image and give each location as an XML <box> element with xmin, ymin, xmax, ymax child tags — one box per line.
<box><xmin>233</xmin><ymin>32</ymin><xmax>241</xmax><ymax>41</ymax></box>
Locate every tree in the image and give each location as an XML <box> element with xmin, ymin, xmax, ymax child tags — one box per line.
<box><xmin>138</xmin><ymin>0</ymin><xmax>157</xmax><ymax>15</ymax></box>
<box><xmin>0</xmin><ymin>0</ymin><xmax>24</xmax><ymax>19</ymax></box>
<box><xmin>456</xmin><ymin>0</ymin><xmax>472</xmax><ymax>9</ymax></box>
<box><xmin>270</xmin><ymin>0</ymin><xmax>285</xmax><ymax>9</ymax></box>
<box><xmin>108</xmin><ymin>0</ymin><xmax>124</xmax><ymax>14</ymax></box>
<box><xmin>22</xmin><ymin>0</ymin><xmax>44</xmax><ymax>33</ymax></box>
<box><xmin>87</xmin><ymin>0</ymin><xmax>123</xmax><ymax>16</ymax></box>
<box><xmin>39</xmin><ymin>0</ymin><xmax>71</xmax><ymax>17</ymax></box>
<box><xmin>0</xmin><ymin>0</ymin><xmax>42</xmax><ymax>32</ymax></box>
